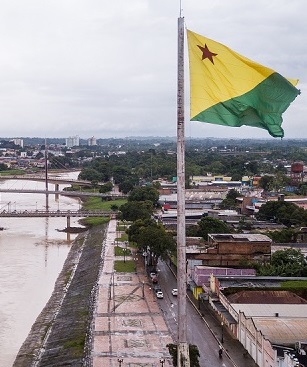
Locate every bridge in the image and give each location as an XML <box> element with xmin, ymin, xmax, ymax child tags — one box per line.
<box><xmin>0</xmin><ymin>209</ymin><xmax>117</xmax><ymax>229</ymax></box>
<box><xmin>0</xmin><ymin>188</ymin><xmax>127</xmax><ymax>198</ymax></box>
<box><xmin>0</xmin><ymin>209</ymin><xmax>113</xmax><ymax>218</ymax></box>
<box><xmin>0</xmin><ymin>174</ymin><xmax>92</xmax><ymax>186</ymax></box>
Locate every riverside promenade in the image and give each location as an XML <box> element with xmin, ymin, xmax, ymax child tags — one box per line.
<box><xmin>91</xmin><ymin>218</ymin><xmax>173</xmax><ymax>366</ymax></box>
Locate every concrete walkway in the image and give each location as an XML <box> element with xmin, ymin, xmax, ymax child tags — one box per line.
<box><xmin>91</xmin><ymin>219</ymin><xmax>173</xmax><ymax>367</ymax></box>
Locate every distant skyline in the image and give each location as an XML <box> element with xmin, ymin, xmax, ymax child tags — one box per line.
<box><xmin>0</xmin><ymin>1</ymin><xmax>306</xmax><ymax>140</ymax></box>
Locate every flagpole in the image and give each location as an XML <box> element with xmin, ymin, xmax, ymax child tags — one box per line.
<box><xmin>177</xmin><ymin>15</ymin><xmax>190</xmax><ymax>367</ymax></box>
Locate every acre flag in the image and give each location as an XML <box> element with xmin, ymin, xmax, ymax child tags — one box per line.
<box><xmin>187</xmin><ymin>30</ymin><xmax>300</xmax><ymax>138</ymax></box>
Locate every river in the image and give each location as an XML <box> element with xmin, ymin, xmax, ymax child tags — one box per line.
<box><xmin>0</xmin><ymin>172</ymin><xmax>83</xmax><ymax>367</ymax></box>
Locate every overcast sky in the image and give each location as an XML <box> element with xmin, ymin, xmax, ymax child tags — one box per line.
<box><xmin>0</xmin><ymin>0</ymin><xmax>306</xmax><ymax>140</ymax></box>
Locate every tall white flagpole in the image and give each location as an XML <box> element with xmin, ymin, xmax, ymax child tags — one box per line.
<box><xmin>177</xmin><ymin>15</ymin><xmax>190</xmax><ymax>367</ymax></box>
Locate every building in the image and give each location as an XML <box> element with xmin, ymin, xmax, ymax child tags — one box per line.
<box><xmin>193</xmin><ymin>233</ymin><xmax>272</xmax><ymax>267</ymax></box>
<box><xmin>207</xmin><ymin>275</ymin><xmax>307</xmax><ymax>367</ymax></box>
<box><xmin>65</xmin><ymin>135</ymin><xmax>79</xmax><ymax>148</ymax></box>
<box><xmin>87</xmin><ymin>136</ymin><xmax>97</xmax><ymax>146</ymax></box>
<box><xmin>12</xmin><ymin>138</ymin><xmax>24</xmax><ymax>148</ymax></box>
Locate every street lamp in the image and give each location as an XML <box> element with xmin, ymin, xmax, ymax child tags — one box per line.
<box><xmin>221</xmin><ymin>321</ymin><xmax>224</xmax><ymax>343</ymax></box>
<box><xmin>160</xmin><ymin>358</ymin><xmax>165</xmax><ymax>366</ymax></box>
<box><xmin>113</xmin><ymin>270</ymin><xmax>117</xmax><ymax>301</ymax></box>
<box><xmin>117</xmin><ymin>358</ymin><xmax>123</xmax><ymax>367</ymax></box>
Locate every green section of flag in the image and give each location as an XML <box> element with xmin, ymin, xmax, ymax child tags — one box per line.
<box><xmin>191</xmin><ymin>73</ymin><xmax>300</xmax><ymax>138</ymax></box>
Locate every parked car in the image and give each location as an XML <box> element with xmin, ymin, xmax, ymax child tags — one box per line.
<box><xmin>152</xmin><ymin>276</ymin><xmax>158</xmax><ymax>284</ymax></box>
<box><xmin>156</xmin><ymin>291</ymin><xmax>164</xmax><ymax>299</ymax></box>
<box><xmin>171</xmin><ymin>288</ymin><xmax>178</xmax><ymax>296</ymax></box>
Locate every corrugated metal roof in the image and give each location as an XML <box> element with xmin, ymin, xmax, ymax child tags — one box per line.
<box><xmin>253</xmin><ymin>317</ymin><xmax>307</xmax><ymax>345</ymax></box>
<box><xmin>210</xmin><ymin>233</ymin><xmax>272</xmax><ymax>242</ymax></box>
<box><xmin>232</xmin><ymin>303</ymin><xmax>307</xmax><ymax>318</ymax></box>
<box><xmin>228</xmin><ymin>290</ymin><xmax>307</xmax><ymax>304</ymax></box>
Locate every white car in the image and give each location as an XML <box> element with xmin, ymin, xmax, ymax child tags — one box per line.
<box><xmin>156</xmin><ymin>291</ymin><xmax>164</xmax><ymax>299</ymax></box>
<box><xmin>171</xmin><ymin>288</ymin><xmax>178</xmax><ymax>296</ymax></box>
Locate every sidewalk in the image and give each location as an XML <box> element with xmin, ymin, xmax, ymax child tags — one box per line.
<box><xmin>91</xmin><ymin>219</ymin><xmax>173</xmax><ymax>367</ymax></box>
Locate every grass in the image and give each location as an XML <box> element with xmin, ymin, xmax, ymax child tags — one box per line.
<box><xmin>116</xmin><ymin>233</ymin><xmax>129</xmax><ymax>242</ymax></box>
<box><xmin>281</xmin><ymin>280</ymin><xmax>307</xmax><ymax>288</ymax></box>
<box><xmin>82</xmin><ymin>217</ymin><xmax>110</xmax><ymax>226</ymax></box>
<box><xmin>114</xmin><ymin>245</ymin><xmax>132</xmax><ymax>256</ymax></box>
<box><xmin>0</xmin><ymin>169</ymin><xmax>25</xmax><ymax>176</ymax></box>
<box><xmin>63</xmin><ymin>335</ymin><xmax>85</xmax><ymax>357</ymax></box>
<box><xmin>114</xmin><ymin>260</ymin><xmax>135</xmax><ymax>272</ymax></box>
<box><xmin>82</xmin><ymin>197</ymin><xmax>127</xmax><ymax>211</ymax></box>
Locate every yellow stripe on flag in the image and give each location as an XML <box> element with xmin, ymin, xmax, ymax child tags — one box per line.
<box><xmin>187</xmin><ymin>30</ymin><xmax>298</xmax><ymax>119</ymax></box>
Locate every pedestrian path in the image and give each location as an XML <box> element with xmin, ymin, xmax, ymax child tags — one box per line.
<box><xmin>91</xmin><ymin>219</ymin><xmax>173</xmax><ymax>367</ymax></box>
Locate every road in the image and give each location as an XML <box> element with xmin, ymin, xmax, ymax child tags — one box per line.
<box><xmin>154</xmin><ymin>260</ymin><xmax>235</xmax><ymax>367</ymax></box>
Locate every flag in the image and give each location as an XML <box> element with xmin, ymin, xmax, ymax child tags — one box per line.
<box><xmin>187</xmin><ymin>30</ymin><xmax>300</xmax><ymax>138</ymax></box>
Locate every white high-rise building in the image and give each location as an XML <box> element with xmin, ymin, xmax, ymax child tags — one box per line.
<box><xmin>13</xmin><ymin>138</ymin><xmax>24</xmax><ymax>148</ymax></box>
<box><xmin>87</xmin><ymin>136</ymin><xmax>97</xmax><ymax>146</ymax></box>
<box><xmin>65</xmin><ymin>135</ymin><xmax>79</xmax><ymax>148</ymax></box>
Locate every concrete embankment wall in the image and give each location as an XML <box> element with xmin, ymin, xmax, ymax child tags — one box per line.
<box><xmin>13</xmin><ymin>224</ymin><xmax>107</xmax><ymax>367</ymax></box>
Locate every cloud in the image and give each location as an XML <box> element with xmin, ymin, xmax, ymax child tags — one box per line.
<box><xmin>0</xmin><ymin>0</ymin><xmax>305</xmax><ymax>139</ymax></box>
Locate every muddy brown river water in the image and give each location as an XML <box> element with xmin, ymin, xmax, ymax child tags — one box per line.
<box><xmin>0</xmin><ymin>172</ymin><xmax>82</xmax><ymax>367</ymax></box>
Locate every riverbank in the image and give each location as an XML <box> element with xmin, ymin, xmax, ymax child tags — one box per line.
<box><xmin>13</xmin><ymin>223</ymin><xmax>107</xmax><ymax>367</ymax></box>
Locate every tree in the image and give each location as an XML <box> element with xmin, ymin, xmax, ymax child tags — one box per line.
<box><xmin>0</xmin><ymin>163</ymin><xmax>8</xmax><ymax>171</ymax></box>
<box><xmin>118</xmin><ymin>180</ymin><xmax>135</xmax><ymax>194</ymax></box>
<box><xmin>256</xmin><ymin>201</ymin><xmax>307</xmax><ymax>227</ymax></box>
<box><xmin>119</xmin><ymin>201</ymin><xmax>153</xmax><ymax>221</ymax></box>
<box><xmin>78</xmin><ymin>168</ymin><xmax>102</xmax><ymax>182</ymax></box>
<box><xmin>266</xmin><ymin>228</ymin><xmax>297</xmax><ymax>243</ymax></box>
<box><xmin>127</xmin><ymin>220</ymin><xmax>176</xmax><ymax>267</ymax></box>
<box><xmin>197</xmin><ymin>216</ymin><xmax>232</xmax><ymax>240</ymax></box>
<box><xmin>259</xmin><ymin>175</ymin><xmax>274</xmax><ymax>191</ymax></box>
<box><xmin>220</xmin><ymin>189</ymin><xmax>241</xmax><ymax>210</ymax></box>
<box><xmin>167</xmin><ymin>343</ymin><xmax>200</xmax><ymax>367</ymax></box>
<box><xmin>128</xmin><ymin>186</ymin><xmax>159</xmax><ymax>205</ymax></box>
<box><xmin>99</xmin><ymin>181</ymin><xmax>113</xmax><ymax>193</ymax></box>
<box><xmin>137</xmin><ymin>224</ymin><xmax>176</xmax><ymax>267</ymax></box>
<box><xmin>257</xmin><ymin>248</ymin><xmax>307</xmax><ymax>277</ymax></box>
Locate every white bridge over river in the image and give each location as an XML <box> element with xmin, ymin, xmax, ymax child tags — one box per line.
<box><xmin>0</xmin><ymin>209</ymin><xmax>112</xmax><ymax>218</ymax></box>
<box><xmin>0</xmin><ymin>188</ymin><xmax>126</xmax><ymax>198</ymax></box>
<box><xmin>0</xmin><ymin>209</ymin><xmax>116</xmax><ymax>229</ymax></box>
<box><xmin>0</xmin><ymin>174</ymin><xmax>127</xmax><ymax>198</ymax></box>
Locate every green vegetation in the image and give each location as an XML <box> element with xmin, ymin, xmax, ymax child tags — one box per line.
<box><xmin>116</xmin><ymin>232</ymin><xmax>128</xmax><ymax>242</ymax></box>
<box><xmin>187</xmin><ymin>216</ymin><xmax>233</xmax><ymax>239</ymax></box>
<box><xmin>266</xmin><ymin>228</ymin><xmax>297</xmax><ymax>243</ymax></box>
<box><xmin>114</xmin><ymin>245</ymin><xmax>132</xmax><ymax>257</ymax></box>
<box><xmin>281</xmin><ymin>280</ymin><xmax>307</xmax><ymax>288</ymax></box>
<box><xmin>114</xmin><ymin>260</ymin><xmax>135</xmax><ymax>272</ymax></box>
<box><xmin>119</xmin><ymin>200</ymin><xmax>154</xmax><ymax>221</ymax></box>
<box><xmin>128</xmin><ymin>186</ymin><xmax>159</xmax><ymax>204</ymax></box>
<box><xmin>127</xmin><ymin>219</ymin><xmax>176</xmax><ymax>267</ymax></box>
<box><xmin>82</xmin><ymin>197</ymin><xmax>127</xmax><ymax>211</ymax></box>
<box><xmin>256</xmin><ymin>201</ymin><xmax>307</xmax><ymax>227</ymax></box>
<box><xmin>63</xmin><ymin>335</ymin><xmax>85</xmax><ymax>357</ymax></box>
<box><xmin>64</xmin><ymin>269</ymin><xmax>73</xmax><ymax>285</ymax></box>
<box><xmin>99</xmin><ymin>181</ymin><xmax>113</xmax><ymax>193</ymax></box>
<box><xmin>256</xmin><ymin>248</ymin><xmax>307</xmax><ymax>277</ymax></box>
<box><xmin>167</xmin><ymin>343</ymin><xmax>200</xmax><ymax>367</ymax></box>
<box><xmin>220</xmin><ymin>189</ymin><xmax>241</xmax><ymax>210</ymax></box>
<box><xmin>82</xmin><ymin>217</ymin><xmax>109</xmax><ymax>226</ymax></box>
<box><xmin>0</xmin><ymin>169</ymin><xmax>25</xmax><ymax>175</ymax></box>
